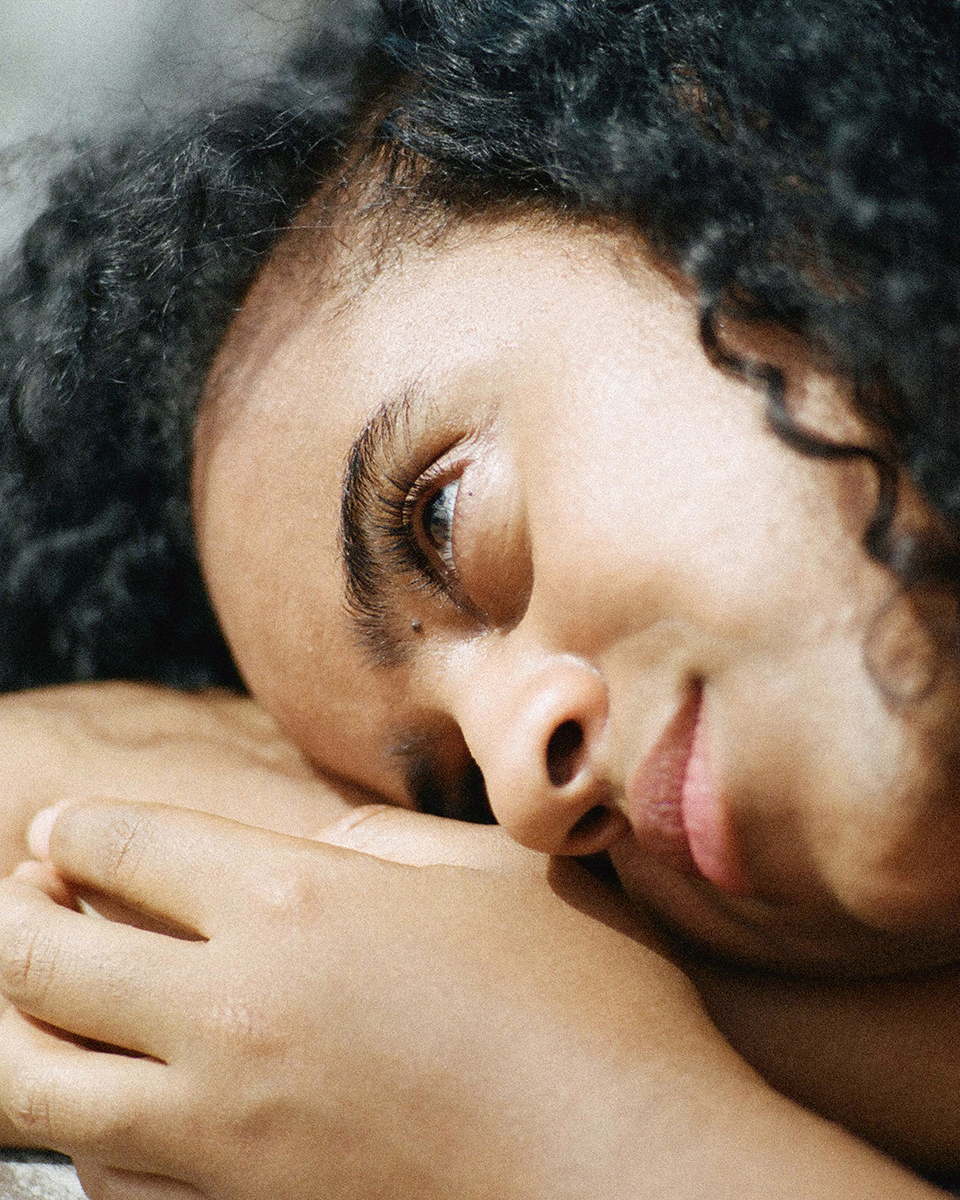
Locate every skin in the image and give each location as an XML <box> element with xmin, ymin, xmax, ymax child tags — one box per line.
<box><xmin>0</xmin><ymin>690</ymin><xmax>956</xmax><ymax>1173</ymax></box>
<box><xmin>195</xmin><ymin>214</ymin><xmax>960</xmax><ymax>976</ymax></box>
<box><xmin>0</xmin><ymin>682</ymin><xmax>361</xmax><ymax>1149</ymax></box>
<box><xmin>0</xmin><ymin>214</ymin><xmax>959</xmax><ymax>1196</ymax></box>
<box><xmin>0</xmin><ymin>694</ymin><xmax>955</xmax><ymax>1199</ymax></box>
<box><xmin>0</xmin><ymin>796</ymin><xmax>946</xmax><ymax>1200</ymax></box>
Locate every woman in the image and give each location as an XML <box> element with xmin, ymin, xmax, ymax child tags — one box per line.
<box><xmin>1</xmin><ymin>0</ymin><xmax>960</xmax><ymax>1195</ymax></box>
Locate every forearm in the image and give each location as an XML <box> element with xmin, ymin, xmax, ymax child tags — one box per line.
<box><xmin>263</xmin><ymin>813</ymin><xmax>947</xmax><ymax>1199</ymax></box>
<box><xmin>519</xmin><ymin>1055</ymin><xmax>945</xmax><ymax>1200</ymax></box>
<box><xmin>440</xmin><ymin>957</ymin><xmax>945</xmax><ymax>1200</ymax></box>
<box><xmin>0</xmin><ymin>681</ymin><xmax>356</xmax><ymax>879</ymax></box>
<box><xmin>321</xmin><ymin>807</ymin><xmax>960</xmax><ymax>1176</ymax></box>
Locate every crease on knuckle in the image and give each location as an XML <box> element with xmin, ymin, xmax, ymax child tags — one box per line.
<box><xmin>201</xmin><ymin>990</ymin><xmax>282</xmax><ymax>1062</ymax></box>
<box><xmin>2</xmin><ymin>1060</ymin><xmax>132</xmax><ymax>1155</ymax></box>
<box><xmin>3</xmin><ymin>1066</ymin><xmax>56</xmax><ymax>1142</ymax></box>
<box><xmin>0</xmin><ymin>923</ymin><xmax>57</xmax><ymax>1008</ymax></box>
<box><xmin>98</xmin><ymin>809</ymin><xmax>149</xmax><ymax>892</ymax></box>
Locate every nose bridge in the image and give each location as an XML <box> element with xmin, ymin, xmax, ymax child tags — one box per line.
<box><xmin>522</xmin><ymin>506</ymin><xmax>666</xmax><ymax>663</ymax></box>
<box><xmin>451</xmin><ymin>625</ymin><xmax>629</xmax><ymax>857</ymax></box>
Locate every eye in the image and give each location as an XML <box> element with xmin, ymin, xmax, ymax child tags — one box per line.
<box><xmin>420</xmin><ymin>478</ymin><xmax>460</xmax><ymax>574</ymax></box>
<box><xmin>387</xmin><ymin>457</ymin><xmax>477</xmax><ymax>611</ymax></box>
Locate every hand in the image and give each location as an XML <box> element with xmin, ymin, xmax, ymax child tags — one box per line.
<box><xmin>0</xmin><ymin>802</ymin><xmax>943</xmax><ymax>1200</ymax></box>
<box><xmin>0</xmin><ymin>801</ymin><xmax>677</xmax><ymax>1200</ymax></box>
<box><xmin>0</xmin><ymin>681</ymin><xmax>364</xmax><ymax>1151</ymax></box>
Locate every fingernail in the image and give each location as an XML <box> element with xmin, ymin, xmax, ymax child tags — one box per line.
<box><xmin>27</xmin><ymin>801</ymin><xmax>71</xmax><ymax>859</ymax></box>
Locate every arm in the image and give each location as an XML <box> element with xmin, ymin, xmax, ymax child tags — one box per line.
<box><xmin>0</xmin><ymin>801</ymin><xmax>945</xmax><ymax>1200</ymax></box>
<box><xmin>323</xmin><ymin>807</ymin><xmax>960</xmax><ymax>1173</ymax></box>
<box><xmin>0</xmin><ymin>682</ymin><xmax>359</xmax><ymax>876</ymax></box>
<box><xmin>0</xmin><ymin>686</ymin><xmax>956</xmax><ymax>1185</ymax></box>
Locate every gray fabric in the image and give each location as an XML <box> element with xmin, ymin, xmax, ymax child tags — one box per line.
<box><xmin>0</xmin><ymin>0</ymin><xmax>300</xmax><ymax>252</ymax></box>
<box><xmin>0</xmin><ymin>1155</ymin><xmax>85</xmax><ymax>1200</ymax></box>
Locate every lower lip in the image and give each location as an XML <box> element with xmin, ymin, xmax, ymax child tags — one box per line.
<box><xmin>626</xmin><ymin>687</ymin><xmax>746</xmax><ymax>895</ymax></box>
<box><xmin>681</xmin><ymin>698</ymin><xmax>747</xmax><ymax>895</ymax></box>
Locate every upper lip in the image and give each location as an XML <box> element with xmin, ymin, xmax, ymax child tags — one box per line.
<box><xmin>624</xmin><ymin>684</ymin><xmax>705</xmax><ymax>878</ymax></box>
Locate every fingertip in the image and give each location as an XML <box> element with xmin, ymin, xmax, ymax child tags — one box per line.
<box><xmin>27</xmin><ymin>800</ymin><xmax>77</xmax><ymax>860</ymax></box>
<box><xmin>11</xmin><ymin>860</ymin><xmax>77</xmax><ymax>907</ymax></box>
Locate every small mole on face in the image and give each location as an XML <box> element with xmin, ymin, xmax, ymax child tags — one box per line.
<box><xmin>411</xmin><ymin>619</ymin><xmax>423</xmax><ymax>634</ymax></box>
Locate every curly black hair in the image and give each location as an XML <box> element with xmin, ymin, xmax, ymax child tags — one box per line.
<box><xmin>2</xmin><ymin>0</ymin><xmax>960</xmax><ymax>692</ymax></box>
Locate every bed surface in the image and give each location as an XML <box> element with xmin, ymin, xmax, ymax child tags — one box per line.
<box><xmin>0</xmin><ymin>1152</ymin><xmax>85</xmax><ymax>1200</ymax></box>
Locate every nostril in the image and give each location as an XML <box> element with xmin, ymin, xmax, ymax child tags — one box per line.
<box><xmin>546</xmin><ymin>719</ymin><xmax>585</xmax><ymax>787</ymax></box>
<box><xmin>568</xmin><ymin>804</ymin><xmax>612</xmax><ymax>843</ymax></box>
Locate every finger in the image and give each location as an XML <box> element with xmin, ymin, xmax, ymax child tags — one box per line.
<box><xmin>11</xmin><ymin>860</ymin><xmax>78</xmax><ymax>907</ymax></box>
<box><xmin>0</xmin><ymin>1008</ymin><xmax>181</xmax><ymax>1174</ymax></box>
<box><xmin>73</xmin><ymin>1162</ymin><xmax>206</xmax><ymax>1200</ymax></box>
<box><xmin>36</xmin><ymin>801</ymin><xmax>291</xmax><ymax>937</ymax></box>
<box><xmin>14</xmin><ymin>859</ymin><xmax>206</xmax><ymax>939</ymax></box>
<box><xmin>316</xmin><ymin>804</ymin><xmax>545</xmax><ymax>872</ymax></box>
<box><xmin>0</xmin><ymin>877</ymin><xmax>192</xmax><ymax>1058</ymax></box>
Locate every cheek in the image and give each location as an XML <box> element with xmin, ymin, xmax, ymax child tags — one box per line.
<box><xmin>206</xmin><ymin>541</ymin><xmax>413</xmax><ymax>806</ymax></box>
<box><xmin>524</xmin><ymin>383</ymin><xmax>880</xmax><ymax>653</ymax></box>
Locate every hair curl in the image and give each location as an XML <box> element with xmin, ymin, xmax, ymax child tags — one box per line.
<box><xmin>2</xmin><ymin>0</ymin><xmax>960</xmax><ymax>691</ymax></box>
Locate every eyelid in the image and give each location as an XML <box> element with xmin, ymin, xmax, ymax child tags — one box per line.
<box><xmin>404</xmin><ymin>460</ymin><xmax>469</xmax><ymax>595</ymax></box>
<box><xmin>340</xmin><ymin>386</ymin><xmax>527</xmax><ymax>662</ymax></box>
<box><xmin>401</xmin><ymin>440</ymin><xmax>532</xmax><ymax>630</ymax></box>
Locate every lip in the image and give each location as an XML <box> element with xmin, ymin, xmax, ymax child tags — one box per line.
<box><xmin>625</xmin><ymin>684</ymin><xmax>747</xmax><ymax>895</ymax></box>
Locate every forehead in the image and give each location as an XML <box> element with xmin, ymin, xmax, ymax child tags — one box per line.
<box><xmin>202</xmin><ymin>215</ymin><xmax>677</xmax><ymax>416</ymax></box>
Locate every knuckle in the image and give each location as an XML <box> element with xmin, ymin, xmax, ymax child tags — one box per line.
<box><xmin>220</xmin><ymin>1094</ymin><xmax>291</xmax><ymax>1157</ymax></box>
<box><xmin>0</xmin><ymin>1029</ymin><xmax>136</xmax><ymax>1156</ymax></box>
<box><xmin>202</xmin><ymin>992</ymin><xmax>282</xmax><ymax>1059</ymax></box>
<box><xmin>96</xmin><ymin>809</ymin><xmax>150</xmax><ymax>893</ymax></box>
<box><xmin>254</xmin><ymin>857</ymin><xmax>321</xmax><ymax>925</ymax></box>
<box><xmin>0</xmin><ymin>922</ymin><xmax>58</xmax><ymax>1007</ymax></box>
<box><xmin>3</xmin><ymin>1066</ymin><xmax>56</xmax><ymax>1142</ymax></box>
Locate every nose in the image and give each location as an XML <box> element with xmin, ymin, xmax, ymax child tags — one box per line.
<box><xmin>461</xmin><ymin>655</ymin><xmax>630</xmax><ymax>857</ymax></box>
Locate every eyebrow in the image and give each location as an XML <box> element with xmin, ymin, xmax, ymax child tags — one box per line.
<box><xmin>339</xmin><ymin>388</ymin><xmax>417</xmax><ymax>667</ymax></box>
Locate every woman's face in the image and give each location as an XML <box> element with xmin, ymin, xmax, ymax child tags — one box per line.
<box><xmin>194</xmin><ymin>218</ymin><xmax>960</xmax><ymax>975</ymax></box>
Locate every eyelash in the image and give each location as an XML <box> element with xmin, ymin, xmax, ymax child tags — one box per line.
<box><xmin>374</xmin><ymin>453</ymin><xmax>463</xmax><ymax>600</ymax></box>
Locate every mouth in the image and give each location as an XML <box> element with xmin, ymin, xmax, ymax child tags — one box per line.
<box><xmin>625</xmin><ymin>683</ymin><xmax>746</xmax><ymax>895</ymax></box>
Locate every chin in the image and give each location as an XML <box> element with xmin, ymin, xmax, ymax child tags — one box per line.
<box><xmin>608</xmin><ymin>844</ymin><xmax>960</xmax><ymax>978</ymax></box>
